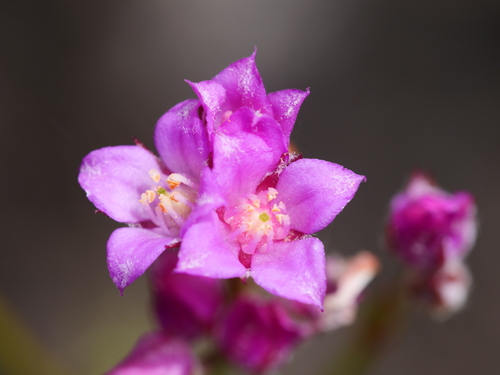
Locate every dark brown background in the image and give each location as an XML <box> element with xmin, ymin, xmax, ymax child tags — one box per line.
<box><xmin>1</xmin><ymin>1</ymin><xmax>499</xmax><ymax>374</ymax></box>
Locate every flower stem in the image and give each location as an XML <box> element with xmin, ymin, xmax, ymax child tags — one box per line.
<box><xmin>326</xmin><ymin>272</ymin><xmax>409</xmax><ymax>375</ymax></box>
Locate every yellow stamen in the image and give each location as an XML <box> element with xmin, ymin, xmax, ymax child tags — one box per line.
<box><xmin>250</xmin><ymin>197</ymin><xmax>260</xmax><ymax>208</ymax></box>
<box><xmin>166</xmin><ymin>178</ymin><xmax>181</xmax><ymax>190</ymax></box>
<box><xmin>271</xmin><ymin>204</ymin><xmax>281</xmax><ymax>212</ymax></box>
<box><xmin>149</xmin><ymin>169</ymin><xmax>161</xmax><ymax>183</ymax></box>
<box><xmin>140</xmin><ymin>190</ymin><xmax>156</xmax><ymax>205</ymax></box>
<box><xmin>267</xmin><ymin>188</ymin><xmax>278</xmax><ymax>202</ymax></box>
<box><xmin>276</xmin><ymin>214</ymin><xmax>286</xmax><ymax>224</ymax></box>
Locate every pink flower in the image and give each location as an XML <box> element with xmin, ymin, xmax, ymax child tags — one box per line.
<box><xmin>78</xmin><ymin>51</ymin><xmax>364</xmax><ymax>307</ymax></box>
<box><xmin>386</xmin><ymin>171</ymin><xmax>477</xmax><ymax>270</ymax></box>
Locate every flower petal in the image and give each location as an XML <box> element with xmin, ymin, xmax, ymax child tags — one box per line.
<box><xmin>154</xmin><ymin>99</ymin><xmax>209</xmax><ymax>181</ymax></box>
<box><xmin>277</xmin><ymin>158</ymin><xmax>365</xmax><ymax>234</ymax></box>
<box><xmin>105</xmin><ymin>332</ymin><xmax>198</xmax><ymax>375</ymax></box>
<box><xmin>187</xmin><ymin>79</ymin><xmax>226</xmax><ymax>135</ymax></box>
<box><xmin>251</xmin><ymin>237</ymin><xmax>326</xmax><ymax>308</ymax></box>
<box><xmin>267</xmin><ymin>88</ymin><xmax>310</xmax><ymax>140</ymax></box>
<box><xmin>176</xmin><ymin>210</ymin><xmax>246</xmax><ymax>278</ymax></box>
<box><xmin>213</xmin><ymin>107</ymin><xmax>285</xmax><ymax>204</ymax></box>
<box><xmin>212</xmin><ymin>50</ymin><xmax>272</xmax><ymax>114</ymax></box>
<box><xmin>107</xmin><ymin>227</ymin><xmax>177</xmax><ymax>293</ymax></box>
<box><xmin>78</xmin><ymin>145</ymin><xmax>162</xmax><ymax>223</ymax></box>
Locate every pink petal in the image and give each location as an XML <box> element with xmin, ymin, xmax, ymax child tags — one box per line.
<box><xmin>176</xmin><ymin>211</ymin><xmax>246</xmax><ymax>278</ymax></box>
<box><xmin>251</xmin><ymin>237</ymin><xmax>326</xmax><ymax>308</ymax></box>
<box><xmin>187</xmin><ymin>79</ymin><xmax>226</xmax><ymax>135</ymax></box>
<box><xmin>107</xmin><ymin>227</ymin><xmax>177</xmax><ymax>294</ymax></box>
<box><xmin>267</xmin><ymin>88</ymin><xmax>310</xmax><ymax>141</ymax></box>
<box><xmin>78</xmin><ymin>145</ymin><xmax>162</xmax><ymax>223</ymax></box>
<box><xmin>211</xmin><ymin>49</ymin><xmax>272</xmax><ymax>115</ymax></box>
<box><xmin>212</xmin><ymin>107</ymin><xmax>285</xmax><ymax>204</ymax></box>
<box><xmin>154</xmin><ymin>99</ymin><xmax>210</xmax><ymax>181</ymax></box>
<box><xmin>277</xmin><ymin>158</ymin><xmax>365</xmax><ymax>234</ymax></box>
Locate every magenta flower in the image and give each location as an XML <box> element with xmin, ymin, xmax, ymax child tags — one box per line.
<box><xmin>386</xmin><ymin>171</ymin><xmax>477</xmax><ymax>270</ymax></box>
<box><xmin>215</xmin><ymin>296</ymin><xmax>301</xmax><ymax>374</ymax></box>
<box><xmin>78</xmin><ymin>51</ymin><xmax>364</xmax><ymax>307</ymax></box>
<box><xmin>105</xmin><ymin>332</ymin><xmax>200</xmax><ymax>375</ymax></box>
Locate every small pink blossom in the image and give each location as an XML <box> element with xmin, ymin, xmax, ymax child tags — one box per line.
<box><xmin>386</xmin><ymin>171</ymin><xmax>477</xmax><ymax>270</ymax></box>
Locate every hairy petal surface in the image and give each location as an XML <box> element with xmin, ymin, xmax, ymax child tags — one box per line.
<box><xmin>107</xmin><ymin>227</ymin><xmax>177</xmax><ymax>294</ymax></box>
<box><xmin>212</xmin><ymin>50</ymin><xmax>271</xmax><ymax>114</ymax></box>
<box><xmin>154</xmin><ymin>99</ymin><xmax>209</xmax><ymax>181</ymax></box>
<box><xmin>187</xmin><ymin>79</ymin><xmax>226</xmax><ymax>135</ymax></box>
<box><xmin>213</xmin><ymin>108</ymin><xmax>283</xmax><ymax>204</ymax></box>
<box><xmin>176</xmin><ymin>211</ymin><xmax>246</xmax><ymax>278</ymax></box>
<box><xmin>252</xmin><ymin>237</ymin><xmax>326</xmax><ymax>308</ymax></box>
<box><xmin>277</xmin><ymin>159</ymin><xmax>365</xmax><ymax>234</ymax></box>
<box><xmin>268</xmin><ymin>88</ymin><xmax>310</xmax><ymax>141</ymax></box>
<box><xmin>105</xmin><ymin>332</ymin><xmax>198</xmax><ymax>375</ymax></box>
<box><xmin>79</xmin><ymin>145</ymin><xmax>162</xmax><ymax>223</ymax></box>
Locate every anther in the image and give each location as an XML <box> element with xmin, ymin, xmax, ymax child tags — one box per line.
<box><xmin>149</xmin><ymin>169</ymin><xmax>161</xmax><ymax>183</ymax></box>
<box><xmin>267</xmin><ymin>188</ymin><xmax>278</xmax><ymax>202</ymax></box>
<box><xmin>167</xmin><ymin>173</ymin><xmax>198</xmax><ymax>190</ymax></box>
<box><xmin>140</xmin><ymin>190</ymin><xmax>156</xmax><ymax>205</ymax></box>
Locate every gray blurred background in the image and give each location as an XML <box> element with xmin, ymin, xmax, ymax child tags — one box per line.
<box><xmin>1</xmin><ymin>0</ymin><xmax>499</xmax><ymax>374</ymax></box>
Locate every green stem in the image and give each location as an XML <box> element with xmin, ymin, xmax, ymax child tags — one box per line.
<box><xmin>0</xmin><ymin>293</ymin><xmax>73</xmax><ymax>375</ymax></box>
<box><xmin>327</xmin><ymin>274</ymin><xmax>409</xmax><ymax>375</ymax></box>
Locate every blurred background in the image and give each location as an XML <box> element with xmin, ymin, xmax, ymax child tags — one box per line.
<box><xmin>1</xmin><ymin>0</ymin><xmax>499</xmax><ymax>374</ymax></box>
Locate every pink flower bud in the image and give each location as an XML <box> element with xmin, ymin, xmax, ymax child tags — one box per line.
<box><xmin>215</xmin><ymin>296</ymin><xmax>302</xmax><ymax>373</ymax></box>
<box><xmin>150</xmin><ymin>250</ymin><xmax>224</xmax><ymax>340</ymax></box>
<box><xmin>409</xmin><ymin>259</ymin><xmax>472</xmax><ymax>319</ymax></box>
<box><xmin>105</xmin><ymin>332</ymin><xmax>201</xmax><ymax>375</ymax></box>
<box><xmin>386</xmin><ymin>171</ymin><xmax>477</xmax><ymax>270</ymax></box>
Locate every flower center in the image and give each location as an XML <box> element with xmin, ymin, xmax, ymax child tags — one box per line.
<box><xmin>139</xmin><ymin>170</ymin><xmax>198</xmax><ymax>237</ymax></box>
<box><xmin>224</xmin><ymin>188</ymin><xmax>290</xmax><ymax>254</ymax></box>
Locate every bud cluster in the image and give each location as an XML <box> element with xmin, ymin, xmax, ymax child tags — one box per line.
<box><xmin>386</xmin><ymin>171</ymin><xmax>477</xmax><ymax>318</ymax></box>
<box><xmin>106</xmin><ymin>250</ymin><xmax>379</xmax><ymax>374</ymax></box>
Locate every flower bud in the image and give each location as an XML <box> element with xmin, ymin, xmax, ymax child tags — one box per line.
<box><xmin>409</xmin><ymin>259</ymin><xmax>472</xmax><ymax>319</ymax></box>
<box><xmin>105</xmin><ymin>332</ymin><xmax>201</xmax><ymax>375</ymax></box>
<box><xmin>215</xmin><ymin>296</ymin><xmax>302</xmax><ymax>374</ymax></box>
<box><xmin>150</xmin><ymin>250</ymin><xmax>224</xmax><ymax>340</ymax></box>
<box><xmin>386</xmin><ymin>171</ymin><xmax>477</xmax><ymax>270</ymax></box>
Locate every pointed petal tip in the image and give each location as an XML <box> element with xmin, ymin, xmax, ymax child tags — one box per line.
<box><xmin>251</xmin><ymin>46</ymin><xmax>258</xmax><ymax>59</ymax></box>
